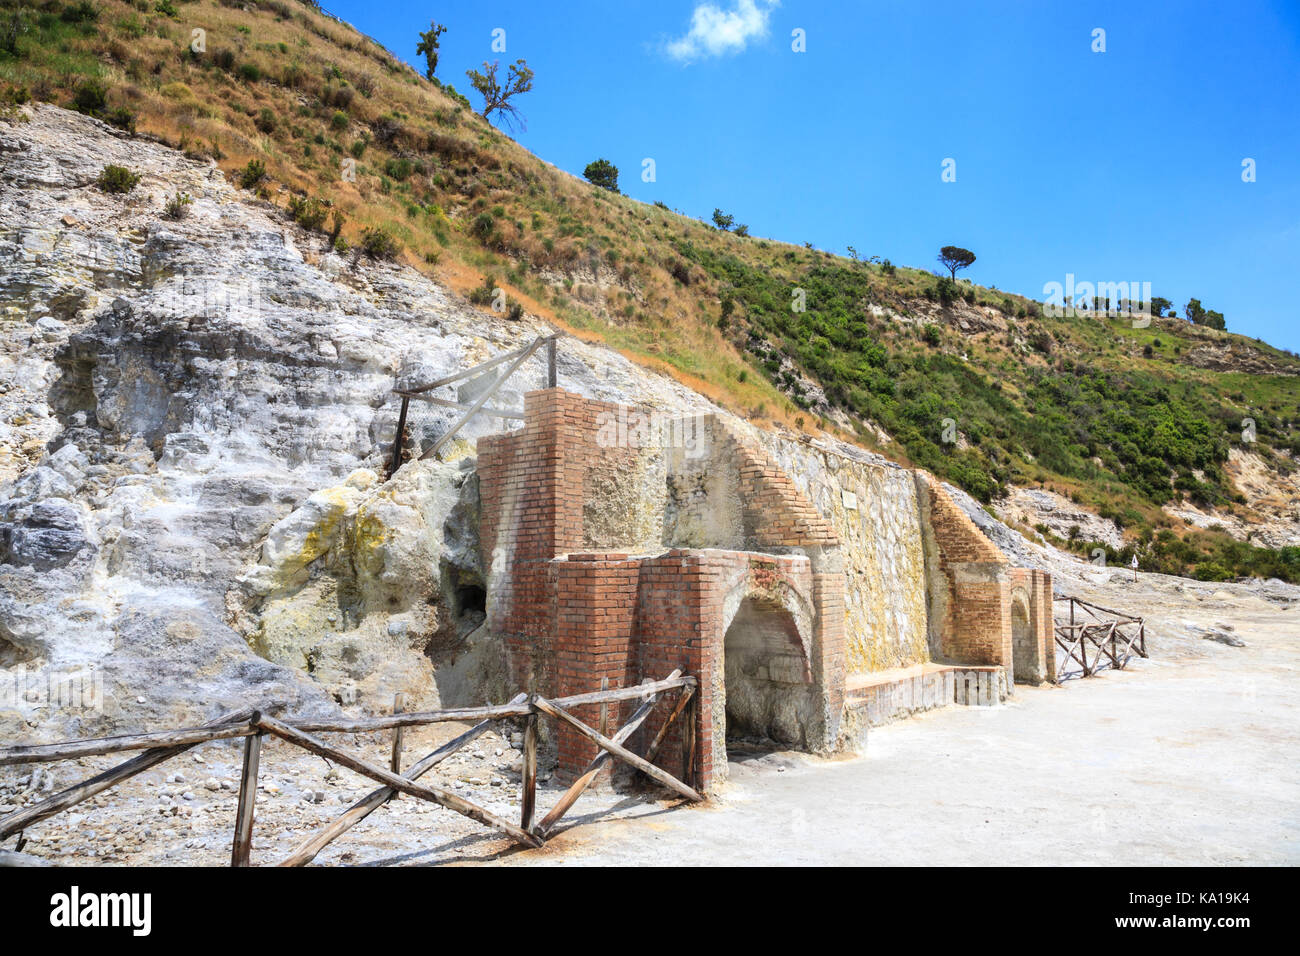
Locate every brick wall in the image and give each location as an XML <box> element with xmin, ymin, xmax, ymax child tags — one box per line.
<box><xmin>551</xmin><ymin>554</ymin><xmax>641</xmax><ymax>772</ymax></box>
<box><xmin>917</xmin><ymin>474</ymin><xmax>1014</xmax><ymax>681</ymax></box>
<box><xmin>477</xmin><ymin>388</ymin><xmax>1051</xmax><ymax>789</ymax></box>
<box><xmin>1009</xmin><ymin>567</ymin><xmax>1055</xmax><ymax>683</ymax></box>
<box><xmin>477</xmin><ymin>389</ymin><xmax>847</xmax><ymax>790</ymax></box>
<box><xmin>479</xmin><ymin>389</ymin><xmax>642</xmax><ymax>693</ymax></box>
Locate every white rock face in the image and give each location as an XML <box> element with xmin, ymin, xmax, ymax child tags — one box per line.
<box><xmin>0</xmin><ymin>105</ymin><xmax>721</xmax><ymax>739</ymax></box>
<box><xmin>994</xmin><ymin>485</ymin><xmax>1125</xmax><ymax>550</ymax></box>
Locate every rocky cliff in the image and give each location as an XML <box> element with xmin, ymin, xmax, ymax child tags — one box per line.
<box><xmin>0</xmin><ymin>105</ymin><xmax>716</xmax><ymax>739</ymax></box>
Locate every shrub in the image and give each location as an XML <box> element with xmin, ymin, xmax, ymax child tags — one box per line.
<box><xmin>237</xmin><ymin>63</ymin><xmax>262</xmax><ymax>83</ymax></box>
<box><xmin>349</xmin><ymin>139</ymin><xmax>366</xmax><ymax>158</ymax></box>
<box><xmin>60</xmin><ymin>2</ymin><xmax>100</xmax><ymax>24</ymax></box>
<box><xmin>934</xmin><ymin>276</ymin><xmax>958</xmax><ymax>306</ymax></box>
<box><xmin>582</xmin><ymin>158</ymin><xmax>619</xmax><ymax>193</ymax></box>
<box><xmin>238</xmin><ymin>158</ymin><xmax>266</xmax><ymax>189</ymax></box>
<box><xmin>96</xmin><ymin>164</ymin><xmax>140</xmax><ymax>194</ymax></box>
<box><xmin>102</xmin><ymin>106</ymin><xmax>135</xmax><ymax>132</ymax></box>
<box><xmin>162</xmin><ymin>191</ymin><xmax>192</xmax><ymax>219</ymax></box>
<box><xmin>468</xmin><ymin>275</ymin><xmax>496</xmax><ymax>306</ymax></box>
<box><xmin>327</xmin><ymin>84</ymin><xmax>353</xmax><ymax>110</ymax></box>
<box><xmin>507</xmin><ymin>301</ymin><xmax>525</xmax><ymax>321</ymax></box>
<box><xmin>213</xmin><ymin>48</ymin><xmax>236</xmax><ymax>71</ymax></box>
<box><xmin>255</xmin><ymin>108</ymin><xmax>276</xmax><ymax>134</ymax></box>
<box><xmin>1193</xmin><ymin>562</ymin><xmax>1233</xmax><ymax>582</ymax></box>
<box><xmin>880</xmin><ymin>259</ymin><xmax>896</xmax><ymax>277</ymax></box>
<box><xmin>330</xmin><ymin>110</ymin><xmax>348</xmax><ymax>131</ymax></box>
<box><xmin>384</xmin><ymin>156</ymin><xmax>412</xmax><ymax>181</ymax></box>
<box><xmin>328</xmin><ymin>210</ymin><xmax>345</xmax><ymax>247</ymax></box>
<box><xmin>72</xmin><ymin>80</ymin><xmax>108</xmax><ymax>116</ymax></box>
<box><xmin>470</xmin><ymin>211</ymin><xmax>495</xmax><ymax>242</ymax></box>
<box><xmin>287</xmin><ymin>195</ymin><xmax>327</xmax><ymax>231</ymax></box>
<box><xmin>922</xmin><ymin>324</ymin><xmax>942</xmax><ymax>346</ymax></box>
<box><xmin>359</xmin><ymin>226</ymin><xmax>401</xmax><ymax>260</ymax></box>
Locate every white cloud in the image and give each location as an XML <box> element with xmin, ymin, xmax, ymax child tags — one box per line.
<box><xmin>665</xmin><ymin>0</ymin><xmax>779</xmax><ymax>63</ymax></box>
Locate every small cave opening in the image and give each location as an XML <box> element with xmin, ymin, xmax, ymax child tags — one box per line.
<box><xmin>444</xmin><ymin>567</ymin><xmax>488</xmax><ymax>642</ymax></box>
<box><xmin>455</xmin><ymin>583</ymin><xmax>486</xmax><ymax>618</ymax></box>
<box><xmin>433</xmin><ymin>563</ymin><xmax>487</xmax><ymax>658</ymax></box>
<box><xmin>722</xmin><ymin>596</ymin><xmax>814</xmax><ymax>759</ymax></box>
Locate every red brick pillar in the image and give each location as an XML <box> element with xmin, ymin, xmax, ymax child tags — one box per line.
<box><xmin>551</xmin><ymin>554</ymin><xmax>640</xmax><ymax>779</ymax></box>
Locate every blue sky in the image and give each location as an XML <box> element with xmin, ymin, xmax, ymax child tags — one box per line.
<box><xmin>324</xmin><ymin>0</ymin><xmax>1300</xmax><ymax>352</ymax></box>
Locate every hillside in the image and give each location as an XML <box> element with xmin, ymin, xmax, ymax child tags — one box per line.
<box><xmin>2</xmin><ymin>0</ymin><xmax>1299</xmax><ymax>582</ymax></box>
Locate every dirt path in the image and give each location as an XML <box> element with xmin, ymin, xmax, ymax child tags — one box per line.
<box><xmin>495</xmin><ymin>598</ymin><xmax>1300</xmax><ymax>867</ymax></box>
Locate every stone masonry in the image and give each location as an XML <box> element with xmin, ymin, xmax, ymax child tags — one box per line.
<box><xmin>477</xmin><ymin>389</ymin><xmax>1052</xmax><ymax>791</ymax></box>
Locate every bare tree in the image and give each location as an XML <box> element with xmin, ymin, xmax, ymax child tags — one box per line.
<box><xmin>466</xmin><ymin>59</ymin><xmax>534</xmax><ymax>131</ymax></box>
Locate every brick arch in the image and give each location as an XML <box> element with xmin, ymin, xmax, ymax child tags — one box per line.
<box><xmin>711</xmin><ymin>564</ymin><xmax>819</xmax><ymax>756</ymax></box>
<box><xmin>718</xmin><ymin>568</ymin><xmax>816</xmax><ymax>675</ymax></box>
<box><xmin>1007</xmin><ymin>568</ymin><xmax>1054</xmax><ymax>684</ymax></box>
<box><xmin>1009</xmin><ymin>590</ymin><xmax>1033</xmax><ymax>685</ymax></box>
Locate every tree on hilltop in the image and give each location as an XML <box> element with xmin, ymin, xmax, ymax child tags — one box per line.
<box><xmin>415</xmin><ymin>21</ymin><xmax>447</xmax><ymax>80</ymax></box>
<box><xmin>583</xmin><ymin>158</ymin><xmax>619</xmax><ymax>193</ymax></box>
<box><xmin>937</xmin><ymin>245</ymin><xmax>976</xmax><ymax>280</ymax></box>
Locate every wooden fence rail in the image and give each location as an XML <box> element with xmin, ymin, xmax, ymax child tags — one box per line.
<box><xmin>0</xmin><ymin>673</ymin><xmax>700</xmax><ymax>866</ymax></box>
<box><xmin>387</xmin><ymin>333</ymin><xmax>560</xmax><ymax>478</ymax></box>
<box><xmin>1054</xmin><ymin>596</ymin><xmax>1147</xmax><ymax>680</ymax></box>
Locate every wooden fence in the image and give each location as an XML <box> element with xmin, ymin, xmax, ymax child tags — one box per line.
<box><xmin>0</xmin><ymin>671</ymin><xmax>700</xmax><ymax>867</ymax></box>
<box><xmin>1054</xmin><ymin>597</ymin><xmax>1147</xmax><ymax>680</ymax></box>
<box><xmin>388</xmin><ymin>334</ymin><xmax>559</xmax><ymax>478</ymax></box>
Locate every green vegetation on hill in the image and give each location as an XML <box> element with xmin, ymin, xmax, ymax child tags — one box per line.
<box><xmin>2</xmin><ymin>0</ymin><xmax>1298</xmax><ymax>581</ymax></box>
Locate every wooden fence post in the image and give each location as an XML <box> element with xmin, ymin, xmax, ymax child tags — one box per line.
<box><xmin>231</xmin><ymin>722</ymin><xmax>262</xmax><ymax>867</ymax></box>
<box><xmin>598</xmin><ymin>677</ymin><xmax>609</xmax><ymax>740</ymax></box>
<box><xmin>390</xmin><ymin>693</ymin><xmax>405</xmax><ymax>777</ymax></box>
<box><xmin>520</xmin><ymin>709</ymin><xmax>538</xmax><ymax>832</ymax></box>
<box><xmin>546</xmin><ymin>337</ymin><xmax>557</xmax><ymax>388</ymax></box>
<box><xmin>682</xmin><ymin>692</ymin><xmax>698</xmax><ymax>791</ymax></box>
<box><xmin>388</xmin><ymin>395</ymin><xmax>409</xmax><ymax>479</ymax></box>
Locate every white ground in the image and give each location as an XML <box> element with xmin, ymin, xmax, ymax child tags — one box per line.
<box><xmin>3</xmin><ymin>572</ymin><xmax>1297</xmax><ymax>866</ymax></box>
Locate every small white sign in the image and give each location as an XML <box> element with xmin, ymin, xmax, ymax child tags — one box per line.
<box><xmin>841</xmin><ymin>490</ymin><xmax>858</xmax><ymax>510</ymax></box>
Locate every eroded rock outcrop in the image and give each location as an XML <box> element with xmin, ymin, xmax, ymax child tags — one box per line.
<box><xmin>0</xmin><ymin>106</ymin><xmax>715</xmax><ymax>739</ymax></box>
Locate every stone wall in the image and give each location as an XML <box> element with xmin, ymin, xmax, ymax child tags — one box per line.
<box><xmin>761</xmin><ymin>437</ymin><xmax>929</xmax><ymax>671</ymax></box>
<box><xmin>477</xmin><ymin>391</ymin><xmax>847</xmax><ymax>789</ymax></box>
<box><xmin>476</xmin><ymin>388</ymin><xmax>1052</xmax><ymax>789</ymax></box>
